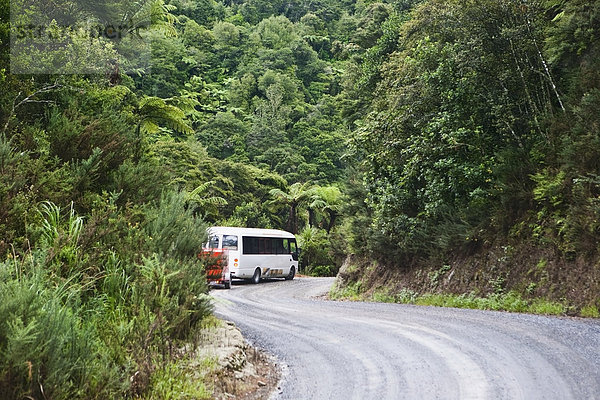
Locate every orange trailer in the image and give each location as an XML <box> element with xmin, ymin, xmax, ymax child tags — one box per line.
<box><xmin>199</xmin><ymin>249</ymin><xmax>231</xmax><ymax>289</ymax></box>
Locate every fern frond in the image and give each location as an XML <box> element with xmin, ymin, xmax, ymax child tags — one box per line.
<box><xmin>199</xmin><ymin>196</ymin><xmax>228</xmax><ymax>207</ymax></box>
<box><xmin>188</xmin><ymin>181</ymin><xmax>214</xmax><ymax>198</ymax></box>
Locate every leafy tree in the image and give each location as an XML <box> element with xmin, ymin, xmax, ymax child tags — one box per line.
<box><xmin>240</xmin><ymin>0</ymin><xmax>279</xmax><ymax>24</ymax></box>
<box><xmin>247</xmin><ymin>83</ymin><xmax>293</xmax><ymax>159</ymax></box>
<box><xmin>353</xmin><ymin>2</ymin><xmax>392</xmax><ymax>48</ymax></box>
<box><xmin>348</xmin><ymin>0</ymin><xmax>567</xmax><ymax>259</ymax></box>
<box><xmin>169</xmin><ymin>0</ymin><xmax>223</xmax><ymax>25</ymax></box>
<box><xmin>135</xmin><ymin>32</ymin><xmax>189</xmax><ymax>97</ymax></box>
<box><xmin>197</xmin><ymin>111</ymin><xmax>249</xmax><ymax>159</ymax></box>
<box><xmin>251</xmin><ymin>15</ymin><xmax>299</xmax><ymax>49</ymax></box>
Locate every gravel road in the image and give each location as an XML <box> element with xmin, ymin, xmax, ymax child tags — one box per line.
<box><xmin>211</xmin><ymin>277</ymin><xmax>600</xmax><ymax>400</ymax></box>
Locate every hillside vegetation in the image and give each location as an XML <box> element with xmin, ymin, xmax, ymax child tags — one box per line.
<box><xmin>333</xmin><ymin>0</ymin><xmax>600</xmax><ymax>317</ymax></box>
<box><xmin>1</xmin><ymin>0</ymin><xmax>599</xmax><ymax>397</ymax></box>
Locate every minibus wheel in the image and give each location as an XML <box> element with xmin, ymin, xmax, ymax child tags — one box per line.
<box><xmin>251</xmin><ymin>268</ymin><xmax>261</xmax><ymax>284</ymax></box>
<box><xmin>285</xmin><ymin>266</ymin><xmax>295</xmax><ymax>281</ymax></box>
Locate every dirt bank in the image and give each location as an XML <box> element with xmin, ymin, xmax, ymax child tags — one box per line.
<box><xmin>334</xmin><ymin>242</ymin><xmax>600</xmax><ymax>316</ymax></box>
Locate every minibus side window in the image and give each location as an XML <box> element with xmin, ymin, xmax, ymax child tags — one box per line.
<box><xmin>273</xmin><ymin>238</ymin><xmax>285</xmax><ymax>254</ymax></box>
<box><xmin>282</xmin><ymin>238</ymin><xmax>289</xmax><ymax>254</ymax></box>
<box><xmin>222</xmin><ymin>235</ymin><xmax>238</xmax><ymax>250</ymax></box>
<box><xmin>289</xmin><ymin>239</ymin><xmax>298</xmax><ymax>261</ymax></box>
<box><xmin>242</xmin><ymin>237</ymin><xmax>259</xmax><ymax>254</ymax></box>
<box><xmin>208</xmin><ymin>235</ymin><xmax>219</xmax><ymax>249</ymax></box>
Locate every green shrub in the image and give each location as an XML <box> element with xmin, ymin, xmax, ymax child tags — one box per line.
<box><xmin>0</xmin><ymin>260</ymin><xmax>123</xmax><ymax>400</ymax></box>
<box><xmin>306</xmin><ymin>265</ymin><xmax>335</xmax><ymax>276</ymax></box>
<box><xmin>371</xmin><ymin>289</ymin><xmax>397</xmax><ymax>303</ymax></box>
<box><xmin>146</xmin><ymin>191</ymin><xmax>208</xmax><ymax>260</ymax></box>
<box><xmin>110</xmin><ymin>159</ymin><xmax>168</xmax><ymax>207</ymax></box>
<box><xmin>528</xmin><ymin>299</ymin><xmax>567</xmax><ymax>315</ymax></box>
<box><xmin>142</xmin><ymin>361</ymin><xmax>212</xmax><ymax>400</ymax></box>
<box><xmin>298</xmin><ymin>227</ymin><xmax>337</xmax><ymax>274</ymax></box>
<box><xmin>329</xmin><ymin>280</ymin><xmax>363</xmax><ymax>300</ymax></box>
<box><xmin>0</xmin><ymin>189</ymin><xmax>215</xmax><ymax>399</ymax></box>
<box><xmin>394</xmin><ymin>288</ymin><xmax>419</xmax><ymax>304</ymax></box>
<box><xmin>486</xmin><ymin>292</ymin><xmax>529</xmax><ymax>312</ymax></box>
<box><xmin>80</xmin><ymin>192</ymin><xmax>148</xmax><ymax>266</ymax></box>
<box><xmin>411</xmin><ymin>291</ymin><xmax>566</xmax><ymax>315</ymax></box>
<box><xmin>135</xmin><ymin>255</ymin><xmax>213</xmax><ymax>340</ymax></box>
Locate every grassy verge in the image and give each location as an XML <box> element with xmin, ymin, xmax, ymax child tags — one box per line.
<box><xmin>141</xmin><ymin>317</ymin><xmax>228</xmax><ymax>400</ymax></box>
<box><xmin>139</xmin><ymin>357</ymin><xmax>217</xmax><ymax>400</ymax></box>
<box><xmin>330</xmin><ymin>284</ymin><xmax>584</xmax><ymax>316</ymax></box>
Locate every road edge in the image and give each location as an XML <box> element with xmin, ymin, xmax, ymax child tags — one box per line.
<box><xmin>205</xmin><ymin>319</ymin><xmax>281</xmax><ymax>399</ymax></box>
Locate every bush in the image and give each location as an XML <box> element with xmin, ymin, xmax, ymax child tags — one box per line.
<box><xmin>580</xmin><ymin>305</ymin><xmax>600</xmax><ymax>318</ymax></box>
<box><xmin>329</xmin><ymin>280</ymin><xmax>363</xmax><ymax>300</ymax></box>
<box><xmin>0</xmin><ymin>259</ymin><xmax>123</xmax><ymax>400</ymax></box>
<box><xmin>146</xmin><ymin>191</ymin><xmax>208</xmax><ymax>259</ymax></box>
<box><xmin>135</xmin><ymin>255</ymin><xmax>213</xmax><ymax>341</ymax></box>
<box><xmin>0</xmin><ymin>191</ymin><xmax>215</xmax><ymax>399</ymax></box>
<box><xmin>143</xmin><ymin>361</ymin><xmax>212</xmax><ymax>400</ymax></box>
<box><xmin>297</xmin><ymin>227</ymin><xmax>337</xmax><ymax>274</ymax></box>
<box><xmin>306</xmin><ymin>264</ymin><xmax>335</xmax><ymax>276</ymax></box>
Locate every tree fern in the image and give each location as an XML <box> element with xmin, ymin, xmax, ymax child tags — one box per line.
<box><xmin>186</xmin><ymin>181</ymin><xmax>228</xmax><ymax>216</ymax></box>
<box><xmin>269</xmin><ymin>182</ymin><xmax>316</xmax><ymax>233</ymax></box>
<box><xmin>128</xmin><ymin>0</ymin><xmax>178</xmax><ymax>37</ymax></box>
<box><xmin>137</xmin><ymin>96</ymin><xmax>193</xmax><ymax>136</ymax></box>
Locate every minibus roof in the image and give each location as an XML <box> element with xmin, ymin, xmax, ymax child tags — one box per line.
<box><xmin>207</xmin><ymin>226</ymin><xmax>296</xmax><ymax>239</ymax></box>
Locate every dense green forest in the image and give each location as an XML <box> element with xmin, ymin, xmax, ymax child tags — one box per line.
<box><xmin>1</xmin><ymin>0</ymin><xmax>600</xmax><ymax>397</ymax></box>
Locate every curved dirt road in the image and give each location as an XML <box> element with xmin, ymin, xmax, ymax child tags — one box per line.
<box><xmin>212</xmin><ymin>277</ymin><xmax>600</xmax><ymax>400</ymax></box>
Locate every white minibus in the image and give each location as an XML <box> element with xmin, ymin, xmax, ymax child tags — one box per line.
<box><xmin>203</xmin><ymin>226</ymin><xmax>299</xmax><ymax>284</ymax></box>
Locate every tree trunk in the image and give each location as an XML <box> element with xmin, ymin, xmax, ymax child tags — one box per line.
<box><xmin>326</xmin><ymin>210</ymin><xmax>337</xmax><ymax>234</ymax></box>
<box><xmin>290</xmin><ymin>204</ymin><xmax>297</xmax><ymax>234</ymax></box>
<box><xmin>308</xmin><ymin>208</ymin><xmax>316</xmax><ymax>227</ymax></box>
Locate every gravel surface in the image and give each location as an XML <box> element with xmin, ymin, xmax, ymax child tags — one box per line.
<box><xmin>211</xmin><ymin>276</ymin><xmax>600</xmax><ymax>400</ymax></box>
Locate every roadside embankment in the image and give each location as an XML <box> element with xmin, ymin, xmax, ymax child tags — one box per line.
<box><xmin>196</xmin><ymin>318</ymin><xmax>280</xmax><ymax>399</ymax></box>
<box><xmin>331</xmin><ymin>245</ymin><xmax>600</xmax><ymax>317</ymax></box>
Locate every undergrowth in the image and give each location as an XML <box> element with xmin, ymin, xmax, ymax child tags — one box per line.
<box><xmin>329</xmin><ymin>280</ymin><xmax>363</xmax><ymax>300</ymax></box>
<box><xmin>0</xmin><ymin>195</ymin><xmax>217</xmax><ymax>399</ymax></box>
<box><xmin>139</xmin><ymin>358</ymin><xmax>216</xmax><ymax>400</ymax></box>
